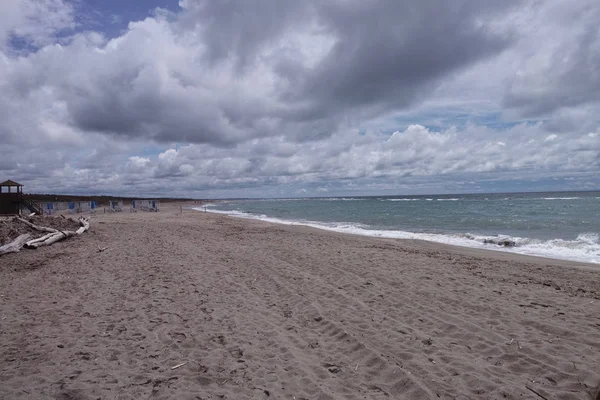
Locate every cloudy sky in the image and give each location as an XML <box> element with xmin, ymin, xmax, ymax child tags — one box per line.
<box><xmin>1</xmin><ymin>0</ymin><xmax>599</xmax><ymax>198</ymax></box>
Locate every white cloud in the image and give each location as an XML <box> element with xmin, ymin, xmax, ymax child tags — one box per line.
<box><xmin>0</xmin><ymin>0</ymin><xmax>75</xmax><ymax>50</ymax></box>
<box><xmin>0</xmin><ymin>0</ymin><xmax>599</xmax><ymax>197</ymax></box>
<box><xmin>125</xmin><ymin>156</ymin><xmax>151</xmax><ymax>173</ymax></box>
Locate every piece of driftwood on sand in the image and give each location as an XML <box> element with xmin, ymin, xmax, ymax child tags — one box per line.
<box><xmin>15</xmin><ymin>217</ymin><xmax>58</xmax><ymax>233</ymax></box>
<box><xmin>0</xmin><ymin>234</ymin><xmax>32</xmax><ymax>256</ymax></box>
<box><xmin>10</xmin><ymin>216</ymin><xmax>90</xmax><ymax>250</ymax></box>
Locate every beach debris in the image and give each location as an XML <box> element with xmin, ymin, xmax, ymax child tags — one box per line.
<box><xmin>355</xmin><ymin>363</ymin><xmax>359</xmax><ymax>371</ymax></box>
<box><xmin>0</xmin><ymin>233</ymin><xmax>31</xmax><ymax>256</ymax></box>
<box><xmin>525</xmin><ymin>385</ymin><xmax>550</xmax><ymax>400</ymax></box>
<box><xmin>97</xmin><ymin>245</ymin><xmax>109</xmax><ymax>253</ymax></box>
<box><xmin>483</xmin><ymin>239</ymin><xmax>516</xmax><ymax>247</ymax></box>
<box><xmin>170</xmin><ymin>361</ymin><xmax>188</xmax><ymax>370</ymax></box>
<box><xmin>531</xmin><ymin>302</ymin><xmax>551</xmax><ymax>308</ymax></box>
<box><xmin>16</xmin><ymin>216</ymin><xmax>89</xmax><ymax>249</ymax></box>
<box><xmin>16</xmin><ymin>217</ymin><xmax>57</xmax><ymax>233</ymax></box>
<box><xmin>324</xmin><ymin>363</ymin><xmax>341</xmax><ymax>373</ymax></box>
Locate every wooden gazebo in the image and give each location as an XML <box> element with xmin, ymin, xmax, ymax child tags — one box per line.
<box><xmin>0</xmin><ymin>180</ymin><xmax>24</xmax><ymax>215</ymax></box>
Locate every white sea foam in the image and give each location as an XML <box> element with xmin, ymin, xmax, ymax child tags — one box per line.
<box><xmin>543</xmin><ymin>197</ymin><xmax>581</xmax><ymax>200</ymax></box>
<box><xmin>253</xmin><ymin>197</ymin><xmax>365</xmax><ymax>202</ymax></box>
<box><xmin>386</xmin><ymin>198</ymin><xmax>420</xmax><ymax>201</ymax></box>
<box><xmin>386</xmin><ymin>198</ymin><xmax>461</xmax><ymax>202</ymax></box>
<box><xmin>265</xmin><ymin>198</ymin><xmax>309</xmax><ymax>202</ymax></box>
<box><xmin>194</xmin><ymin>206</ymin><xmax>600</xmax><ymax>264</ymax></box>
<box><xmin>577</xmin><ymin>232</ymin><xmax>599</xmax><ymax>245</ymax></box>
<box><xmin>321</xmin><ymin>198</ymin><xmax>364</xmax><ymax>201</ymax></box>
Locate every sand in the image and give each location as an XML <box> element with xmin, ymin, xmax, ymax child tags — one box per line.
<box><xmin>0</xmin><ymin>204</ymin><xmax>599</xmax><ymax>399</ymax></box>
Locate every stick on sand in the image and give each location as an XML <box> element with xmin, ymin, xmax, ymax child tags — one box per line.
<box><xmin>171</xmin><ymin>362</ymin><xmax>188</xmax><ymax>370</ymax></box>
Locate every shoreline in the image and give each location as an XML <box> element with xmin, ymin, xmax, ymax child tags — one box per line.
<box><xmin>1</xmin><ymin>203</ymin><xmax>599</xmax><ymax>399</ymax></box>
<box><xmin>193</xmin><ymin>205</ymin><xmax>600</xmax><ymax>269</ymax></box>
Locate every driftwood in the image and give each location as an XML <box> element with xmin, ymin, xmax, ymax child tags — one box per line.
<box><xmin>0</xmin><ymin>234</ymin><xmax>32</xmax><ymax>256</ymax></box>
<box><xmin>76</xmin><ymin>218</ymin><xmax>90</xmax><ymax>235</ymax></box>
<box><xmin>25</xmin><ymin>232</ymin><xmax>57</xmax><ymax>244</ymax></box>
<box><xmin>15</xmin><ymin>217</ymin><xmax>58</xmax><ymax>233</ymax></box>
<box><xmin>26</xmin><ymin>231</ymin><xmax>73</xmax><ymax>248</ymax></box>
<box><xmin>171</xmin><ymin>361</ymin><xmax>188</xmax><ymax>370</ymax></box>
<box><xmin>18</xmin><ymin>216</ymin><xmax>90</xmax><ymax>249</ymax></box>
<box><xmin>0</xmin><ymin>216</ymin><xmax>89</xmax><ymax>255</ymax></box>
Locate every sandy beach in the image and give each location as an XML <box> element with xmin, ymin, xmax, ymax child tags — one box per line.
<box><xmin>1</xmin><ymin>203</ymin><xmax>599</xmax><ymax>400</ymax></box>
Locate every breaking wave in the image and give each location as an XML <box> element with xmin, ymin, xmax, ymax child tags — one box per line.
<box><xmin>194</xmin><ymin>206</ymin><xmax>600</xmax><ymax>264</ymax></box>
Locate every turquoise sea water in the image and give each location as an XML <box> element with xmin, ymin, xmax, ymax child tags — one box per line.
<box><xmin>196</xmin><ymin>191</ymin><xmax>600</xmax><ymax>264</ymax></box>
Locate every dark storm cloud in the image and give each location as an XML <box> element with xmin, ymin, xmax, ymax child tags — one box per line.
<box><xmin>291</xmin><ymin>1</ymin><xmax>516</xmax><ymax>119</ymax></box>
<box><xmin>177</xmin><ymin>0</ymin><xmax>310</xmax><ymax>69</ymax></box>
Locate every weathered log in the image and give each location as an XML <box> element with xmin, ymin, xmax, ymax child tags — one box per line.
<box><xmin>77</xmin><ymin>219</ymin><xmax>88</xmax><ymax>233</ymax></box>
<box><xmin>41</xmin><ymin>231</ymin><xmax>73</xmax><ymax>246</ymax></box>
<box><xmin>25</xmin><ymin>231</ymin><xmax>78</xmax><ymax>249</ymax></box>
<box><xmin>24</xmin><ymin>217</ymin><xmax>89</xmax><ymax>249</ymax></box>
<box><xmin>25</xmin><ymin>232</ymin><xmax>59</xmax><ymax>246</ymax></box>
<box><xmin>0</xmin><ymin>234</ymin><xmax>32</xmax><ymax>256</ymax></box>
<box><xmin>63</xmin><ymin>216</ymin><xmax>87</xmax><ymax>225</ymax></box>
<box><xmin>76</xmin><ymin>218</ymin><xmax>90</xmax><ymax>234</ymax></box>
<box><xmin>15</xmin><ymin>217</ymin><xmax>58</xmax><ymax>233</ymax></box>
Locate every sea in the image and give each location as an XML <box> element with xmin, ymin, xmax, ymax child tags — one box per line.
<box><xmin>194</xmin><ymin>191</ymin><xmax>600</xmax><ymax>265</ymax></box>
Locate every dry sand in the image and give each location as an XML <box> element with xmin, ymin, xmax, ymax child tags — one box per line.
<box><xmin>0</xmin><ymin>203</ymin><xmax>599</xmax><ymax>399</ymax></box>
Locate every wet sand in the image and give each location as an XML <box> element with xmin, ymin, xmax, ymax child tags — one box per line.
<box><xmin>1</xmin><ymin>204</ymin><xmax>599</xmax><ymax>399</ymax></box>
